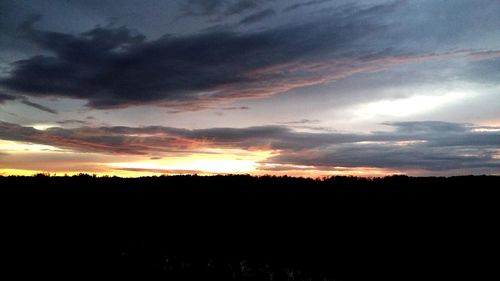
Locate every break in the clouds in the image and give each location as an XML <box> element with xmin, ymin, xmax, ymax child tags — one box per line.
<box><xmin>0</xmin><ymin>0</ymin><xmax>499</xmax><ymax>176</ymax></box>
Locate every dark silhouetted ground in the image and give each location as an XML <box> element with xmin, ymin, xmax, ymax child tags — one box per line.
<box><xmin>0</xmin><ymin>174</ymin><xmax>499</xmax><ymax>280</ymax></box>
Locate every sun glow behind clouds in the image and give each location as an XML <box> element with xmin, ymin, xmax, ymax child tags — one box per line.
<box><xmin>108</xmin><ymin>149</ymin><xmax>275</xmax><ymax>175</ymax></box>
<box><xmin>0</xmin><ymin>140</ymin><xmax>402</xmax><ymax>177</ymax></box>
<box><xmin>109</xmin><ymin>159</ymin><xmax>256</xmax><ymax>174</ymax></box>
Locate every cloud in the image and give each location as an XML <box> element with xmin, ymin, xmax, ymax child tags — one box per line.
<box><xmin>280</xmin><ymin>119</ymin><xmax>321</xmax><ymax>125</ymax></box>
<box><xmin>0</xmin><ymin>92</ymin><xmax>16</xmax><ymax>104</ymax></box>
<box><xmin>112</xmin><ymin>167</ymin><xmax>209</xmax><ymax>175</ymax></box>
<box><xmin>271</xmin><ymin>145</ymin><xmax>500</xmax><ymax>172</ymax></box>
<box><xmin>464</xmin><ymin>56</ymin><xmax>500</xmax><ymax>86</ymax></box>
<box><xmin>0</xmin><ymin>120</ymin><xmax>498</xmax><ymax>172</ymax></box>
<box><xmin>220</xmin><ymin>106</ymin><xmax>250</xmax><ymax>110</ymax></box>
<box><xmin>465</xmin><ymin>50</ymin><xmax>500</xmax><ymax>61</ymax></box>
<box><xmin>20</xmin><ymin>99</ymin><xmax>57</xmax><ymax>114</ymax></box>
<box><xmin>238</xmin><ymin>9</ymin><xmax>275</xmax><ymax>25</ymax></box>
<box><xmin>283</xmin><ymin>0</ymin><xmax>331</xmax><ymax>13</ymax></box>
<box><xmin>183</xmin><ymin>0</ymin><xmax>225</xmax><ymax>16</ymax></box>
<box><xmin>224</xmin><ymin>0</ymin><xmax>270</xmax><ymax>15</ymax></box>
<box><xmin>0</xmin><ymin>91</ymin><xmax>57</xmax><ymax>113</ymax></box>
<box><xmin>269</xmin><ymin>121</ymin><xmax>500</xmax><ymax>171</ymax></box>
<box><xmin>214</xmin><ymin>105</ymin><xmax>250</xmax><ymax>116</ymax></box>
<box><xmin>56</xmin><ymin>119</ymin><xmax>92</xmax><ymax>126</ymax></box>
<box><xmin>381</xmin><ymin>121</ymin><xmax>469</xmax><ymax>134</ymax></box>
<box><xmin>1</xmin><ymin>2</ymin><xmax>436</xmax><ymax>111</ymax></box>
<box><xmin>183</xmin><ymin>0</ymin><xmax>273</xmax><ymax>16</ymax></box>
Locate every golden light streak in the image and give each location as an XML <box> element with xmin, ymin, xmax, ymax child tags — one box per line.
<box><xmin>0</xmin><ymin>169</ymin><xmax>42</xmax><ymax>176</ymax></box>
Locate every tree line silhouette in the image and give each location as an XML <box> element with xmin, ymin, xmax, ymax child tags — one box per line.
<box><xmin>0</xmin><ymin>174</ymin><xmax>498</xmax><ymax>280</ymax></box>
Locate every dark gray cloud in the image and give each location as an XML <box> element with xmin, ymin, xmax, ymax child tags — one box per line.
<box><xmin>0</xmin><ymin>120</ymin><xmax>498</xmax><ymax>172</ymax></box>
<box><xmin>19</xmin><ymin>99</ymin><xmax>57</xmax><ymax>114</ymax></box>
<box><xmin>239</xmin><ymin>9</ymin><xmax>276</xmax><ymax>25</ymax></box>
<box><xmin>272</xmin><ymin>144</ymin><xmax>500</xmax><ymax>171</ymax></box>
<box><xmin>56</xmin><ymin>119</ymin><xmax>92</xmax><ymax>126</ymax></box>
<box><xmin>0</xmin><ymin>2</ymin><xmax>417</xmax><ymax>110</ymax></box>
<box><xmin>269</xmin><ymin>121</ymin><xmax>500</xmax><ymax>171</ymax></box>
<box><xmin>0</xmin><ymin>91</ymin><xmax>57</xmax><ymax>114</ymax></box>
<box><xmin>0</xmin><ymin>92</ymin><xmax>16</xmax><ymax>104</ymax></box>
<box><xmin>381</xmin><ymin>121</ymin><xmax>469</xmax><ymax>134</ymax></box>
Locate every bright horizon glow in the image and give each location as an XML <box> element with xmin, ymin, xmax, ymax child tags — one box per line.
<box><xmin>108</xmin><ymin>159</ymin><xmax>257</xmax><ymax>174</ymax></box>
<box><xmin>0</xmin><ymin>139</ymin><xmax>401</xmax><ymax>177</ymax></box>
<box><xmin>0</xmin><ymin>166</ymin><xmax>399</xmax><ymax>178</ymax></box>
<box><xmin>107</xmin><ymin>149</ymin><xmax>274</xmax><ymax>175</ymax></box>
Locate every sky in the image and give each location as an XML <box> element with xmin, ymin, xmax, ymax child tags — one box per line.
<box><xmin>0</xmin><ymin>0</ymin><xmax>499</xmax><ymax>177</ymax></box>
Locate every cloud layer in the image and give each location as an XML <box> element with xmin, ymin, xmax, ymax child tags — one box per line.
<box><xmin>1</xmin><ymin>121</ymin><xmax>498</xmax><ymax>172</ymax></box>
<box><xmin>1</xmin><ymin>1</ymin><xmax>429</xmax><ymax>111</ymax></box>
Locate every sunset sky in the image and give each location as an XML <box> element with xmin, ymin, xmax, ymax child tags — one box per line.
<box><xmin>0</xmin><ymin>0</ymin><xmax>499</xmax><ymax>177</ymax></box>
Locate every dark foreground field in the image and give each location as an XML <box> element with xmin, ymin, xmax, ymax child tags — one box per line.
<box><xmin>0</xmin><ymin>175</ymin><xmax>499</xmax><ymax>280</ymax></box>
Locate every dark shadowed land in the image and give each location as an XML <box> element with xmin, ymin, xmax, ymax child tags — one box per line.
<box><xmin>1</xmin><ymin>175</ymin><xmax>499</xmax><ymax>280</ymax></box>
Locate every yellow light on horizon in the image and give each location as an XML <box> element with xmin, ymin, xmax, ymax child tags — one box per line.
<box><xmin>107</xmin><ymin>149</ymin><xmax>275</xmax><ymax>175</ymax></box>
<box><xmin>254</xmin><ymin>164</ymin><xmax>397</xmax><ymax>178</ymax></box>
<box><xmin>109</xmin><ymin>158</ymin><xmax>256</xmax><ymax>174</ymax></box>
<box><xmin>0</xmin><ymin>139</ymin><xmax>402</xmax><ymax>178</ymax></box>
